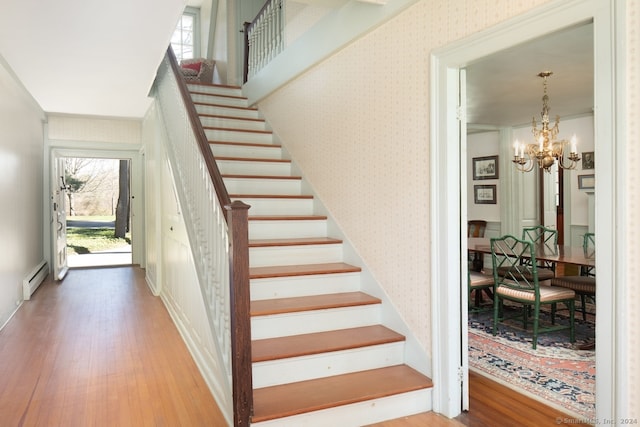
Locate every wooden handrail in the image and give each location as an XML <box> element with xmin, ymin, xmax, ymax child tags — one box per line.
<box><xmin>166</xmin><ymin>47</ymin><xmax>232</xmax><ymax>212</ymax></box>
<box><xmin>166</xmin><ymin>47</ymin><xmax>253</xmax><ymax>426</ymax></box>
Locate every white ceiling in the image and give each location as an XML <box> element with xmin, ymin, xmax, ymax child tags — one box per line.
<box><xmin>465</xmin><ymin>22</ymin><xmax>594</xmax><ymax>130</ymax></box>
<box><xmin>0</xmin><ymin>2</ymin><xmax>593</xmax><ymax>122</ymax></box>
<box><xmin>0</xmin><ymin>0</ymin><xmax>187</xmax><ymax>118</ymax></box>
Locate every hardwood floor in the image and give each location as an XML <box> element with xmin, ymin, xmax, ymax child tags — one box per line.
<box><xmin>0</xmin><ymin>266</ymin><xmax>227</xmax><ymax>426</ymax></box>
<box><xmin>371</xmin><ymin>371</ymin><xmax>593</xmax><ymax>427</ymax></box>
<box><xmin>1</xmin><ymin>266</ymin><xmax>592</xmax><ymax>426</ymax></box>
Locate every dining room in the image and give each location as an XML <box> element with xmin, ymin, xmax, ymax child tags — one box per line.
<box><xmin>462</xmin><ymin>21</ymin><xmax>597</xmax><ymax>421</ymax></box>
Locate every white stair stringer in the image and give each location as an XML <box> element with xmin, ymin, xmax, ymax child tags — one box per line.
<box><xmin>186</xmin><ymin>83</ymin><xmax>433</xmax><ymax>426</ymax></box>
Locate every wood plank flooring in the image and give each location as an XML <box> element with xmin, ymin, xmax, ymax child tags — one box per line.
<box><xmin>370</xmin><ymin>371</ymin><xmax>593</xmax><ymax>427</ymax></box>
<box><xmin>0</xmin><ymin>266</ymin><xmax>227</xmax><ymax>426</ymax></box>
<box><xmin>1</xmin><ymin>266</ymin><xmax>592</xmax><ymax>426</ymax></box>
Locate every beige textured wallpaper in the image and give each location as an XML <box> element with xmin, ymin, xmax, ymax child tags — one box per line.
<box><xmin>257</xmin><ymin>0</ymin><xmax>638</xmax><ymax>411</ymax></box>
<box><xmin>48</xmin><ymin>114</ymin><xmax>142</xmax><ymax>144</ymax></box>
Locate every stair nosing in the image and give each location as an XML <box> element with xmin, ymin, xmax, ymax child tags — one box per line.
<box><xmin>249</xmin><ymin>237</ymin><xmax>342</xmax><ymax>248</ymax></box>
<box><xmin>248</xmin><ymin>215</ymin><xmax>327</xmax><ymax>221</ymax></box>
<box><xmin>191</xmin><ymin>91</ymin><xmax>248</xmax><ymax>101</ymax></box>
<box><xmin>222</xmin><ymin>174</ymin><xmax>301</xmax><ymax>180</ymax></box>
<box><xmin>217</xmin><ymin>156</ymin><xmax>290</xmax><ymax>163</ymax></box>
<box><xmin>250</xmin><ymin>291</ymin><xmax>378</xmax><ymax>317</ymax></box>
<box><xmin>230</xmin><ymin>194</ymin><xmax>312</xmax><ymax>199</ymax></box>
<box><xmin>187</xmin><ymin>82</ymin><xmax>241</xmax><ymax>90</ymax></box>
<box><xmin>195</xmin><ymin>101</ymin><xmax>257</xmax><ymax>111</ymax></box>
<box><xmin>252</xmin><ymin>325</ymin><xmax>405</xmax><ymax>363</ymax></box>
<box><xmin>209</xmin><ymin>141</ymin><xmax>281</xmax><ymax>148</ymax></box>
<box><xmin>199</xmin><ymin>113</ymin><xmax>266</xmax><ymax>123</ymax></box>
<box><xmin>204</xmin><ymin>126</ymin><xmax>272</xmax><ymax>135</ymax></box>
<box><xmin>250</xmin><ymin>262</ymin><xmax>360</xmax><ymax>279</ymax></box>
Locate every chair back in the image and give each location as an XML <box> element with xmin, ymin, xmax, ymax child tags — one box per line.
<box><xmin>468</xmin><ymin>220</ymin><xmax>487</xmax><ymax>238</ymax></box>
<box><xmin>490</xmin><ymin>235</ymin><xmax>539</xmax><ymax>293</ymax></box>
<box><xmin>582</xmin><ymin>232</ymin><xmax>595</xmax><ymax>276</ymax></box>
<box><xmin>522</xmin><ymin>225</ymin><xmax>558</xmax><ymax>246</ymax></box>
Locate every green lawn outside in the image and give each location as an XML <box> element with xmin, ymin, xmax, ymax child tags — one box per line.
<box><xmin>66</xmin><ymin>222</ymin><xmax>130</xmax><ymax>255</ymax></box>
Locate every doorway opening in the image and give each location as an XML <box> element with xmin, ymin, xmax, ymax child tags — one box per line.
<box><xmin>63</xmin><ymin>157</ymin><xmax>133</xmax><ymax>268</ymax></box>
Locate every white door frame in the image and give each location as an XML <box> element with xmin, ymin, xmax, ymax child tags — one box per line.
<box><xmin>430</xmin><ymin>0</ymin><xmax>627</xmax><ymax>420</ymax></box>
<box><xmin>46</xmin><ymin>145</ymin><xmax>144</xmax><ymax>270</ymax></box>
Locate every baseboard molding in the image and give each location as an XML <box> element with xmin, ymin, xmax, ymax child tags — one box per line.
<box><xmin>23</xmin><ymin>260</ymin><xmax>49</xmax><ymax>300</ymax></box>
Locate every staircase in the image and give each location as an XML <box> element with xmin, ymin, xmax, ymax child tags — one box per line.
<box><xmin>187</xmin><ymin>82</ymin><xmax>433</xmax><ymax>426</ymax></box>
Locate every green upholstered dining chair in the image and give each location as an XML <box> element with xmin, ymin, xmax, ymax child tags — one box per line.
<box><xmin>551</xmin><ymin>232</ymin><xmax>596</xmax><ymax>320</ymax></box>
<box><xmin>490</xmin><ymin>235</ymin><xmax>576</xmax><ymax>349</ymax></box>
<box><xmin>468</xmin><ymin>269</ymin><xmax>494</xmax><ymax>312</ymax></box>
<box><xmin>521</xmin><ymin>225</ymin><xmax>558</xmax><ymax>280</ymax></box>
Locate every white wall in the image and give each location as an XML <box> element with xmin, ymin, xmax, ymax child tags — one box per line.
<box><xmin>0</xmin><ymin>56</ymin><xmax>46</xmax><ymax>328</ymax></box>
<box><xmin>467</xmin><ymin>131</ymin><xmax>501</xmax><ymax>223</ymax></box>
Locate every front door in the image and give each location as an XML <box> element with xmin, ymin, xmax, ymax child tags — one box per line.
<box><xmin>52</xmin><ymin>157</ymin><xmax>69</xmax><ymax>280</ymax></box>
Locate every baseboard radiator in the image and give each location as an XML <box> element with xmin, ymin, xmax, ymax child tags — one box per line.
<box><xmin>23</xmin><ymin>261</ymin><xmax>49</xmax><ymax>300</ymax></box>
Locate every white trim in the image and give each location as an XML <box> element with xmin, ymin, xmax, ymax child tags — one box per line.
<box><xmin>431</xmin><ymin>0</ymin><xmax>625</xmax><ymax>420</ymax></box>
<box><xmin>46</xmin><ymin>145</ymin><xmax>144</xmax><ymax>269</ymax></box>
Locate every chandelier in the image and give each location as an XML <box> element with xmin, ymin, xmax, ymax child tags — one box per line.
<box><xmin>512</xmin><ymin>71</ymin><xmax>580</xmax><ymax>173</ymax></box>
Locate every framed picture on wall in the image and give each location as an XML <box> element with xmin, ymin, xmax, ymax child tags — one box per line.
<box><xmin>578</xmin><ymin>174</ymin><xmax>595</xmax><ymax>190</ymax></box>
<box><xmin>474</xmin><ymin>185</ymin><xmax>497</xmax><ymax>204</ymax></box>
<box><xmin>582</xmin><ymin>151</ymin><xmax>594</xmax><ymax>170</ymax></box>
<box><xmin>472</xmin><ymin>155</ymin><xmax>499</xmax><ymax>180</ymax></box>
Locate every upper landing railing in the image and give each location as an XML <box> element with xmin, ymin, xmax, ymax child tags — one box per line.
<box><xmin>243</xmin><ymin>0</ymin><xmax>284</xmax><ymax>82</ymax></box>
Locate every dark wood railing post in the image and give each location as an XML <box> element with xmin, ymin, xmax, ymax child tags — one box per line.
<box><xmin>243</xmin><ymin>21</ymin><xmax>251</xmax><ymax>83</ymax></box>
<box><xmin>226</xmin><ymin>200</ymin><xmax>253</xmax><ymax>427</ymax></box>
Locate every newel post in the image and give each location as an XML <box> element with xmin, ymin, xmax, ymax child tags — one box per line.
<box><xmin>226</xmin><ymin>200</ymin><xmax>253</xmax><ymax>427</ymax></box>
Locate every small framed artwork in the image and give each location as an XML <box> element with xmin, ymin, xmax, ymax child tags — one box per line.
<box><xmin>582</xmin><ymin>151</ymin><xmax>595</xmax><ymax>170</ymax></box>
<box><xmin>578</xmin><ymin>174</ymin><xmax>595</xmax><ymax>190</ymax></box>
<box><xmin>472</xmin><ymin>155</ymin><xmax>499</xmax><ymax>180</ymax></box>
<box><xmin>474</xmin><ymin>185</ymin><xmax>497</xmax><ymax>204</ymax></box>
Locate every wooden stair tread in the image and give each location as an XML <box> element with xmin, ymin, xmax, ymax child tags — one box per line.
<box><xmin>216</xmin><ymin>156</ymin><xmax>289</xmax><ymax>163</ymax></box>
<box><xmin>249</xmin><ymin>237</ymin><xmax>342</xmax><ymax>248</ymax></box>
<box><xmin>248</xmin><ymin>215</ymin><xmax>327</xmax><ymax>221</ymax></box>
<box><xmin>198</xmin><ymin>113</ymin><xmax>266</xmax><ymax>123</ymax></box>
<box><xmin>252</xmin><ymin>365</ymin><xmax>433</xmax><ymax>423</ymax></box>
<box><xmin>250</xmin><ymin>262</ymin><xmax>360</xmax><ymax>279</ymax></box>
<box><xmin>252</xmin><ymin>325</ymin><xmax>405</xmax><ymax>362</ymax></box>
<box><xmin>203</xmin><ymin>126</ymin><xmax>272</xmax><ymax>135</ymax></box>
<box><xmin>222</xmin><ymin>174</ymin><xmax>301</xmax><ymax>180</ymax></box>
<box><xmin>194</xmin><ymin>101</ymin><xmax>257</xmax><ymax>111</ymax></box>
<box><xmin>191</xmin><ymin>91</ymin><xmax>247</xmax><ymax>100</ymax></box>
<box><xmin>251</xmin><ymin>291</ymin><xmax>378</xmax><ymax>316</ymax></box>
<box><xmin>188</xmin><ymin>82</ymin><xmax>241</xmax><ymax>89</ymax></box>
<box><xmin>209</xmin><ymin>141</ymin><xmax>281</xmax><ymax>148</ymax></box>
<box><xmin>231</xmin><ymin>194</ymin><xmax>313</xmax><ymax>199</ymax></box>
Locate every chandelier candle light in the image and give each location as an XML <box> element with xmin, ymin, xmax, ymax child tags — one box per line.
<box><xmin>512</xmin><ymin>71</ymin><xmax>580</xmax><ymax>173</ymax></box>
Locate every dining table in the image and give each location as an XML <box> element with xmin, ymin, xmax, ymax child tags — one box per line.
<box><xmin>467</xmin><ymin>237</ymin><xmax>595</xmax><ymax>269</ymax></box>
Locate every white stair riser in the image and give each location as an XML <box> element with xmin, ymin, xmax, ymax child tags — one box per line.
<box><xmin>186</xmin><ymin>84</ymin><xmax>242</xmax><ymax>97</ymax></box>
<box><xmin>236</xmin><ymin>197</ymin><xmax>313</xmax><ymax>216</ymax></box>
<box><xmin>250</xmin><ymin>388</ymin><xmax>432</xmax><ymax>427</ymax></box>
<box><xmin>250</xmin><ymin>272</ymin><xmax>361</xmax><ymax>301</ymax></box>
<box><xmin>249</xmin><ymin>244</ymin><xmax>343</xmax><ymax>268</ymax></box>
<box><xmin>199</xmin><ymin>116</ymin><xmax>267</xmax><ymax>131</ymax></box>
<box><xmin>205</xmin><ymin>128</ymin><xmax>273</xmax><ymax>144</ymax></box>
<box><xmin>224</xmin><ymin>178</ymin><xmax>301</xmax><ymax>195</ymax></box>
<box><xmin>211</xmin><ymin>144</ymin><xmax>282</xmax><ymax>160</ymax></box>
<box><xmin>252</xmin><ymin>305</ymin><xmax>381</xmax><ymax>340</ymax></box>
<box><xmin>196</xmin><ymin>103</ymin><xmax>261</xmax><ymax>119</ymax></box>
<box><xmin>253</xmin><ymin>342</ymin><xmax>405</xmax><ymax>388</ymax></box>
<box><xmin>248</xmin><ymin>219</ymin><xmax>327</xmax><ymax>239</ymax></box>
<box><xmin>219</xmin><ymin>160</ymin><xmax>291</xmax><ymax>176</ymax></box>
<box><xmin>191</xmin><ymin>92</ymin><xmax>249</xmax><ymax>108</ymax></box>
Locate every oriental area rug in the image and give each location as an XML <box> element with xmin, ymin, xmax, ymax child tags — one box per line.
<box><xmin>468</xmin><ymin>306</ymin><xmax>596</xmax><ymax>420</ymax></box>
